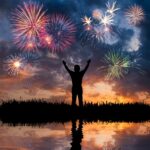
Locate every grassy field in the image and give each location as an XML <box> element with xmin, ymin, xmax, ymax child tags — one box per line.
<box><xmin>0</xmin><ymin>100</ymin><xmax>150</xmax><ymax>125</ymax></box>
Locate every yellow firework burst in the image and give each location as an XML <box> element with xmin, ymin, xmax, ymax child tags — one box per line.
<box><xmin>4</xmin><ymin>54</ymin><xmax>25</xmax><ymax>76</ymax></box>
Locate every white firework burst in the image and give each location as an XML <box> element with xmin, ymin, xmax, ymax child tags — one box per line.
<box><xmin>106</xmin><ymin>1</ymin><xmax>120</xmax><ymax>16</ymax></box>
<box><xmin>82</xmin><ymin>16</ymin><xmax>92</xmax><ymax>25</ymax></box>
<box><xmin>101</xmin><ymin>14</ymin><xmax>114</xmax><ymax>26</ymax></box>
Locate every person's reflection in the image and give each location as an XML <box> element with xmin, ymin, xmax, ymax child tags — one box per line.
<box><xmin>70</xmin><ymin>119</ymin><xmax>83</xmax><ymax>150</ymax></box>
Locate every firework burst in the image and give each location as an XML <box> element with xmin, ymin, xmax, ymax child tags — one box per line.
<box><xmin>11</xmin><ymin>1</ymin><xmax>48</xmax><ymax>51</ymax></box>
<box><xmin>4</xmin><ymin>54</ymin><xmax>26</xmax><ymax>76</ymax></box>
<box><xmin>81</xmin><ymin>21</ymin><xmax>116</xmax><ymax>46</ymax></box>
<box><xmin>125</xmin><ymin>5</ymin><xmax>144</xmax><ymax>25</ymax></box>
<box><xmin>40</xmin><ymin>32</ymin><xmax>53</xmax><ymax>47</ymax></box>
<box><xmin>106</xmin><ymin>1</ymin><xmax>120</xmax><ymax>16</ymax></box>
<box><xmin>92</xmin><ymin>9</ymin><xmax>102</xmax><ymax>20</ymax></box>
<box><xmin>103</xmin><ymin>51</ymin><xmax>132</xmax><ymax>79</ymax></box>
<box><xmin>82</xmin><ymin>16</ymin><xmax>92</xmax><ymax>25</ymax></box>
<box><xmin>91</xmin><ymin>25</ymin><xmax>105</xmax><ymax>42</ymax></box>
<box><xmin>81</xmin><ymin>1</ymin><xmax>121</xmax><ymax>46</ymax></box>
<box><xmin>101</xmin><ymin>14</ymin><xmax>114</xmax><ymax>26</ymax></box>
<box><xmin>42</xmin><ymin>14</ymin><xmax>76</xmax><ymax>52</ymax></box>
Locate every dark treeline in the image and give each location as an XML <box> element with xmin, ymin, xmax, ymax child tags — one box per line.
<box><xmin>0</xmin><ymin>100</ymin><xmax>150</xmax><ymax>125</ymax></box>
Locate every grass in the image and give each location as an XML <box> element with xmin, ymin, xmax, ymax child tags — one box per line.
<box><xmin>0</xmin><ymin>100</ymin><xmax>150</xmax><ymax>125</ymax></box>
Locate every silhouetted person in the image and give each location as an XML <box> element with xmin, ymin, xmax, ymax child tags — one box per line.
<box><xmin>63</xmin><ymin>59</ymin><xmax>91</xmax><ymax>107</ymax></box>
<box><xmin>70</xmin><ymin>119</ymin><xmax>83</xmax><ymax>150</ymax></box>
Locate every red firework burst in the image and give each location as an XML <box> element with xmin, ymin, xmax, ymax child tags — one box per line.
<box><xmin>11</xmin><ymin>1</ymin><xmax>48</xmax><ymax>51</ymax></box>
<box><xmin>41</xmin><ymin>14</ymin><xmax>76</xmax><ymax>52</ymax></box>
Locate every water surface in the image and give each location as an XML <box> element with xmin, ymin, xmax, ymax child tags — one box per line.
<box><xmin>0</xmin><ymin>121</ymin><xmax>150</xmax><ymax>150</ymax></box>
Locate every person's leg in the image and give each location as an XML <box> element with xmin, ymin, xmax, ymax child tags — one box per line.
<box><xmin>78</xmin><ymin>88</ymin><xmax>83</xmax><ymax>107</ymax></box>
<box><xmin>72</xmin><ymin>88</ymin><xmax>77</xmax><ymax>107</ymax></box>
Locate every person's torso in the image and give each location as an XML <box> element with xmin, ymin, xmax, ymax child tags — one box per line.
<box><xmin>70</xmin><ymin>72</ymin><xmax>83</xmax><ymax>87</ymax></box>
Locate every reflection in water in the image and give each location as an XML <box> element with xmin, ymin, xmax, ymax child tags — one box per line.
<box><xmin>71</xmin><ymin>119</ymin><xmax>83</xmax><ymax>150</ymax></box>
<box><xmin>0</xmin><ymin>121</ymin><xmax>150</xmax><ymax>149</ymax></box>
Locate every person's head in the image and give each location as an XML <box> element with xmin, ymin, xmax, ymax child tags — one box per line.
<box><xmin>74</xmin><ymin>65</ymin><xmax>80</xmax><ymax>72</ymax></box>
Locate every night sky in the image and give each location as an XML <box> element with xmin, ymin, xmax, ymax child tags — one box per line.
<box><xmin>0</xmin><ymin>0</ymin><xmax>150</xmax><ymax>103</ymax></box>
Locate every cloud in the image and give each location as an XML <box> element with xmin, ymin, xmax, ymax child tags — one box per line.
<box><xmin>125</xmin><ymin>27</ymin><xmax>142</xmax><ymax>52</ymax></box>
<box><xmin>0</xmin><ymin>124</ymin><xmax>71</xmax><ymax>150</ymax></box>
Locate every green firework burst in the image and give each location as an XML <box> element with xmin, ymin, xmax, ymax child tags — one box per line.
<box><xmin>103</xmin><ymin>51</ymin><xmax>132</xmax><ymax>79</ymax></box>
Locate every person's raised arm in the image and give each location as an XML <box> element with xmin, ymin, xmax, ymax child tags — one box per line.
<box><xmin>62</xmin><ymin>60</ymin><xmax>72</xmax><ymax>73</ymax></box>
<box><xmin>81</xmin><ymin>59</ymin><xmax>91</xmax><ymax>74</ymax></box>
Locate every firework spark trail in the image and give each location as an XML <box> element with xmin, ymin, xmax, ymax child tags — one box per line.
<box><xmin>41</xmin><ymin>14</ymin><xmax>76</xmax><ymax>52</ymax></box>
<box><xmin>125</xmin><ymin>5</ymin><xmax>144</xmax><ymax>25</ymax></box>
<box><xmin>91</xmin><ymin>26</ymin><xmax>105</xmax><ymax>42</ymax></box>
<box><xmin>40</xmin><ymin>32</ymin><xmax>53</xmax><ymax>47</ymax></box>
<box><xmin>11</xmin><ymin>1</ymin><xmax>48</xmax><ymax>51</ymax></box>
<box><xmin>130</xmin><ymin>52</ymin><xmax>145</xmax><ymax>75</ymax></box>
<box><xmin>80</xmin><ymin>17</ymin><xmax>116</xmax><ymax>46</ymax></box>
